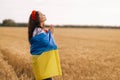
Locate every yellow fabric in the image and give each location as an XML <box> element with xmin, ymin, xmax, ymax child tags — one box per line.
<box><xmin>32</xmin><ymin>50</ymin><xmax>62</xmax><ymax>80</ymax></box>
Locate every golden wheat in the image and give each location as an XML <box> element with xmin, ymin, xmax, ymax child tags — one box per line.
<box><xmin>0</xmin><ymin>27</ymin><xmax>120</xmax><ymax>80</ymax></box>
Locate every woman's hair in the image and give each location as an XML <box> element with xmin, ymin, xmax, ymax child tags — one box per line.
<box><xmin>28</xmin><ymin>11</ymin><xmax>41</xmax><ymax>42</ymax></box>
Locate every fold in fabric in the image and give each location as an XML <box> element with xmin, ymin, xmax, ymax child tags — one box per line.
<box><xmin>30</xmin><ymin>30</ymin><xmax>57</xmax><ymax>55</ymax></box>
<box><xmin>30</xmin><ymin>30</ymin><xmax>62</xmax><ymax>80</ymax></box>
<box><xmin>32</xmin><ymin>50</ymin><xmax>62</xmax><ymax>80</ymax></box>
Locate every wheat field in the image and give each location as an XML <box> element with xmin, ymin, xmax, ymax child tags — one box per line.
<box><xmin>0</xmin><ymin>27</ymin><xmax>120</xmax><ymax>80</ymax></box>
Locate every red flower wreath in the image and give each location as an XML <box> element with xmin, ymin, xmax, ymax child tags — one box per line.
<box><xmin>31</xmin><ymin>10</ymin><xmax>36</xmax><ymax>20</ymax></box>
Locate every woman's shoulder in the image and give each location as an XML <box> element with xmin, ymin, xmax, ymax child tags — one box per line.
<box><xmin>33</xmin><ymin>27</ymin><xmax>49</xmax><ymax>37</ymax></box>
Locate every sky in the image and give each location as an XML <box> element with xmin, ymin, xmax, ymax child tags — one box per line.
<box><xmin>0</xmin><ymin>0</ymin><xmax>120</xmax><ymax>26</ymax></box>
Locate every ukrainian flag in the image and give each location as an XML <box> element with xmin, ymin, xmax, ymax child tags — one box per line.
<box><xmin>30</xmin><ymin>30</ymin><xmax>62</xmax><ymax>80</ymax></box>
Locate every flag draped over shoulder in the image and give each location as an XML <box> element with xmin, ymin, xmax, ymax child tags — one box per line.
<box><xmin>30</xmin><ymin>30</ymin><xmax>62</xmax><ymax>80</ymax></box>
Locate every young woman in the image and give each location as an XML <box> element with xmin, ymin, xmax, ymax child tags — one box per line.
<box><xmin>28</xmin><ymin>10</ymin><xmax>62</xmax><ymax>80</ymax></box>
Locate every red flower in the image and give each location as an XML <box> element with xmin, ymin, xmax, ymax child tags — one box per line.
<box><xmin>31</xmin><ymin>10</ymin><xmax>36</xmax><ymax>20</ymax></box>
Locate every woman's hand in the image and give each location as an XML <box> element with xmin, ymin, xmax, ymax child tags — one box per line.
<box><xmin>49</xmin><ymin>24</ymin><xmax>54</xmax><ymax>34</ymax></box>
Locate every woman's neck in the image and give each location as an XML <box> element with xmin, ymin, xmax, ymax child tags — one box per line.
<box><xmin>40</xmin><ymin>22</ymin><xmax>44</xmax><ymax>29</ymax></box>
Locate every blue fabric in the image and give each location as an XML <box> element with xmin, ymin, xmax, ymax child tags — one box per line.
<box><xmin>30</xmin><ymin>30</ymin><xmax>57</xmax><ymax>55</ymax></box>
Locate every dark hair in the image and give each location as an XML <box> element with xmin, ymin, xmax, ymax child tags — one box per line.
<box><xmin>28</xmin><ymin>11</ymin><xmax>41</xmax><ymax>42</ymax></box>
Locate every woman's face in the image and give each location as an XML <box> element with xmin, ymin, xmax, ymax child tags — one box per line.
<box><xmin>39</xmin><ymin>12</ymin><xmax>46</xmax><ymax>22</ymax></box>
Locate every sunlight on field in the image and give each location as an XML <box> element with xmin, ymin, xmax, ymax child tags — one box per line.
<box><xmin>0</xmin><ymin>27</ymin><xmax>120</xmax><ymax>80</ymax></box>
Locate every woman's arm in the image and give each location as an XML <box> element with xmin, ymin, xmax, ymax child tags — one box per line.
<box><xmin>49</xmin><ymin>24</ymin><xmax>54</xmax><ymax>35</ymax></box>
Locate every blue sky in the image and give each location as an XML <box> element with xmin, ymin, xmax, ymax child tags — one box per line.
<box><xmin>0</xmin><ymin>0</ymin><xmax>120</xmax><ymax>26</ymax></box>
